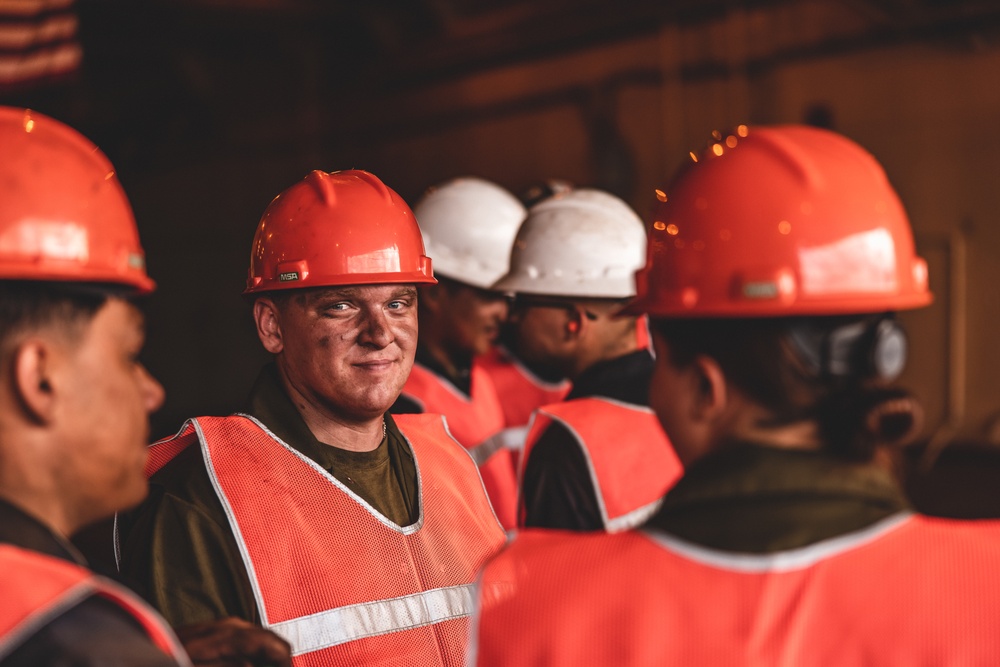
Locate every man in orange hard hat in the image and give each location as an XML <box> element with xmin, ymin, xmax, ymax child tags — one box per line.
<box><xmin>0</xmin><ymin>107</ymin><xmax>290</xmax><ymax>666</ymax></box>
<box><xmin>118</xmin><ymin>169</ymin><xmax>505</xmax><ymax>665</ymax></box>
<box><xmin>469</xmin><ymin>125</ymin><xmax>1000</xmax><ymax>665</ymax></box>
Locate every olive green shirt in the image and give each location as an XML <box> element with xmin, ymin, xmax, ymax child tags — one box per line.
<box><xmin>646</xmin><ymin>443</ymin><xmax>910</xmax><ymax>552</ymax></box>
<box><xmin>117</xmin><ymin>364</ymin><xmax>419</xmax><ymax>626</ymax></box>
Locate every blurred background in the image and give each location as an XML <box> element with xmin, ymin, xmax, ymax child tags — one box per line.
<box><xmin>3</xmin><ymin>0</ymin><xmax>999</xmax><ymax>464</ymax></box>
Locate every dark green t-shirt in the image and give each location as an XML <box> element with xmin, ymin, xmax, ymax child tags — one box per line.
<box><xmin>117</xmin><ymin>364</ymin><xmax>419</xmax><ymax>626</ymax></box>
<box><xmin>646</xmin><ymin>443</ymin><xmax>910</xmax><ymax>552</ymax></box>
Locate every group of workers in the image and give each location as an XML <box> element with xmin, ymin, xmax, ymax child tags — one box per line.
<box><xmin>0</xmin><ymin>104</ymin><xmax>998</xmax><ymax>667</ymax></box>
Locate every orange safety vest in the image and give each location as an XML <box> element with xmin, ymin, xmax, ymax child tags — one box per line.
<box><xmin>146</xmin><ymin>413</ymin><xmax>504</xmax><ymax>667</ymax></box>
<box><xmin>477</xmin><ymin>346</ymin><xmax>571</xmax><ymax>429</ymax></box>
<box><xmin>471</xmin><ymin>515</ymin><xmax>1000</xmax><ymax>666</ymax></box>
<box><xmin>400</xmin><ymin>361</ymin><xmax>519</xmax><ymax>529</ymax></box>
<box><xmin>519</xmin><ymin>397</ymin><xmax>682</xmax><ymax>532</ymax></box>
<box><xmin>0</xmin><ymin>545</ymin><xmax>189</xmax><ymax>665</ymax></box>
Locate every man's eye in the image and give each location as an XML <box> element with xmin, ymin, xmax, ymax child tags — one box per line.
<box><xmin>387</xmin><ymin>300</ymin><xmax>409</xmax><ymax>310</ymax></box>
<box><xmin>322</xmin><ymin>303</ymin><xmax>351</xmax><ymax>315</ymax></box>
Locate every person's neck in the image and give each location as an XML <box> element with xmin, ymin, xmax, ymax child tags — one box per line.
<box><xmin>0</xmin><ymin>484</ymin><xmax>76</xmax><ymax>538</ymax></box>
<box><xmin>296</xmin><ymin>401</ymin><xmax>385</xmax><ymax>453</ymax></box>
<box><xmin>276</xmin><ymin>369</ymin><xmax>385</xmax><ymax>453</ymax></box>
<box><xmin>418</xmin><ymin>339</ymin><xmax>472</xmax><ymax>385</ymax></box>
<box><xmin>571</xmin><ymin>333</ymin><xmax>639</xmax><ymax>381</ymax></box>
<box><xmin>730</xmin><ymin>407</ymin><xmax>822</xmax><ymax>452</ymax></box>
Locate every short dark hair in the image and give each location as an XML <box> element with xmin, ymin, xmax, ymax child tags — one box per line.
<box><xmin>0</xmin><ymin>281</ymin><xmax>117</xmax><ymax>353</ymax></box>
<box><xmin>651</xmin><ymin>316</ymin><xmax>921</xmax><ymax>461</ymax></box>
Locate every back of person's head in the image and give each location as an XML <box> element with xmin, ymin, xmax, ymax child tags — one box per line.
<box><xmin>631</xmin><ymin>125</ymin><xmax>932</xmax><ymax>461</ymax></box>
<box><xmin>0</xmin><ymin>106</ymin><xmax>155</xmax><ymax>356</ymax></box>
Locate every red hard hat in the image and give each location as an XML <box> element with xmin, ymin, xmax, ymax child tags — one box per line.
<box><xmin>0</xmin><ymin>107</ymin><xmax>154</xmax><ymax>293</ymax></box>
<box><xmin>629</xmin><ymin>125</ymin><xmax>931</xmax><ymax>318</ymax></box>
<box><xmin>245</xmin><ymin>170</ymin><xmax>435</xmax><ymax>294</ymax></box>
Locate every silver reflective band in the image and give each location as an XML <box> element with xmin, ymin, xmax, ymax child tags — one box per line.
<box><xmin>604</xmin><ymin>496</ymin><xmax>664</xmax><ymax>533</ymax></box>
<box><xmin>644</xmin><ymin>512</ymin><xmax>913</xmax><ymax>573</ymax></box>
<box><xmin>469</xmin><ymin>427</ymin><xmax>528</xmax><ymax>467</ymax></box>
<box><xmin>269</xmin><ymin>583</ymin><xmax>476</xmax><ymax>656</ymax></box>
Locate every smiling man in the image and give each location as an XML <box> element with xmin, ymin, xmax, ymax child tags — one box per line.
<box><xmin>117</xmin><ymin>170</ymin><xmax>505</xmax><ymax>665</ymax></box>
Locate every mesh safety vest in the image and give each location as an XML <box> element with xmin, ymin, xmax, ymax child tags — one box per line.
<box><xmin>145</xmin><ymin>413</ymin><xmax>504</xmax><ymax>666</ymax></box>
<box><xmin>472</xmin><ymin>515</ymin><xmax>1000</xmax><ymax>666</ymax></box>
<box><xmin>519</xmin><ymin>397</ymin><xmax>682</xmax><ymax>532</ymax></box>
<box><xmin>477</xmin><ymin>346</ymin><xmax>571</xmax><ymax>430</ymax></box>
<box><xmin>0</xmin><ymin>545</ymin><xmax>189</xmax><ymax>665</ymax></box>
<box><xmin>400</xmin><ymin>361</ymin><xmax>519</xmax><ymax>529</ymax></box>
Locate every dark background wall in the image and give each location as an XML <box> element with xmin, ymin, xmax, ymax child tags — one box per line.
<box><xmin>4</xmin><ymin>0</ymin><xmax>1000</xmax><ymax>446</ymax></box>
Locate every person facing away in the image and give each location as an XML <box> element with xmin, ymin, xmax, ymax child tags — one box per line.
<box><xmin>496</xmin><ymin>189</ymin><xmax>682</xmax><ymax>533</ymax></box>
<box><xmin>391</xmin><ymin>176</ymin><xmax>526</xmax><ymax>529</ymax></box>
<box><xmin>0</xmin><ymin>107</ymin><xmax>290</xmax><ymax>667</ymax></box>
<box><xmin>117</xmin><ymin>169</ymin><xmax>505</xmax><ymax>666</ymax></box>
<box><xmin>468</xmin><ymin>125</ymin><xmax>1000</xmax><ymax>666</ymax></box>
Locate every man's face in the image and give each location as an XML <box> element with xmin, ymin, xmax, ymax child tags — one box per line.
<box><xmin>649</xmin><ymin>329</ymin><xmax>702</xmax><ymax>467</ymax></box>
<box><xmin>507</xmin><ymin>296</ymin><xmax>576</xmax><ymax>379</ymax></box>
<box><xmin>59</xmin><ymin>299</ymin><xmax>164</xmax><ymax>523</ymax></box>
<box><xmin>269</xmin><ymin>285</ymin><xmax>418</xmax><ymax>423</ymax></box>
<box><xmin>434</xmin><ymin>280</ymin><xmax>508</xmax><ymax>357</ymax></box>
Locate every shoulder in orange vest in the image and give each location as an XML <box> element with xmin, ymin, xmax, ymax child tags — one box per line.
<box><xmin>0</xmin><ymin>545</ymin><xmax>188</xmax><ymax>664</ymax></box>
<box><xmin>472</xmin><ymin>515</ymin><xmax>1000</xmax><ymax>666</ymax></box>
<box><xmin>477</xmin><ymin>346</ymin><xmax>571</xmax><ymax>428</ymax></box>
<box><xmin>520</xmin><ymin>397</ymin><xmax>683</xmax><ymax>532</ymax></box>
<box><xmin>400</xmin><ymin>361</ymin><xmax>519</xmax><ymax>530</ymax></box>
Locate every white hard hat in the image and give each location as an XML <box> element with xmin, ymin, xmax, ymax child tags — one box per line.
<box><xmin>493</xmin><ymin>189</ymin><xmax>646</xmax><ymax>299</ymax></box>
<box><xmin>414</xmin><ymin>177</ymin><xmax>527</xmax><ymax>289</ymax></box>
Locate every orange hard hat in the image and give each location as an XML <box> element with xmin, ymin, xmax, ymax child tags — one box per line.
<box><xmin>629</xmin><ymin>124</ymin><xmax>931</xmax><ymax>318</ymax></box>
<box><xmin>0</xmin><ymin>107</ymin><xmax>154</xmax><ymax>293</ymax></box>
<box><xmin>244</xmin><ymin>170</ymin><xmax>436</xmax><ymax>294</ymax></box>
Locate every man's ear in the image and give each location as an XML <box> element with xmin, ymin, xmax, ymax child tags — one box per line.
<box><xmin>690</xmin><ymin>354</ymin><xmax>728</xmax><ymax>423</ymax></box>
<box><xmin>253</xmin><ymin>298</ymin><xmax>284</xmax><ymax>354</ymax></box>
<box><xmin>11</xmin><ymin>339</ymin><xmax>57</xmax><ymax>425</ymax></box>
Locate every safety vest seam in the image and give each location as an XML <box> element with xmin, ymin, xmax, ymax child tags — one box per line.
<box><xmin>542</xmin><ymin>411</ymin><xmax>612</xmax><ymax>528</ymax></box>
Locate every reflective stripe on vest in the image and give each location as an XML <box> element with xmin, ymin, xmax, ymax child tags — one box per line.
<box><xmin>180</xmin><ymin>414</ymin><xmax>504</xmax><ymax>665</ymax></box>
<box><xmin>0</xmin><ymin>545</ymin><xmax>190</xmax><ymax>665</ymax></box>
<box><xmin>471</xmin><ymin>514</ymin><xmax>1000</xmax><ymax>666</ymax></box>
<box><xmin>520</xmin><ymin>397</ymin><xmax>683</xmax><ymax>532</ymax></box>
<box><xmin>477</xmin><ymin>346</ymin><xmax>571</xmax><ymax>429</ymax></box>
<box><xmin>400</xmin><ymin>361</ymin><xmax>518</xmax><ymax>529</ymax></box>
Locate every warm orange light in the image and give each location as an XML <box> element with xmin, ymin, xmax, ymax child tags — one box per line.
<box><xmin>666</xmin><ymin>223</ymin><xmax>679</xmax><ymax>236</ymax></box>
<box><xmin>24</xmin><ymin>118</ymin><xmax>35</xmax><ymax>133</ymax></box>
<box><xmin>711</xmin><ymin>130</ymin><xmax>722</xmax><ymax>140</ymax></box>
<box><xmin>778</xmin><ymin>220</ymin><xmax>792</xmax><ymax>235</ymax></box>
<box><xmin>689</xmin><ymin>151</ymin><xmax>699</xmax><ymax>162</ymax></box>
<box><xmin>737</xmin><ymin>124</ymin><xmax>749</xmax><ymax>137</ymax></box>
<box><xmin>653</xmin><ymin>220</ymin><xmax>666</xmax><ymax>231</ymax></box>
<box><xmin>712</xmin><ymin>143</ymin><xmax>724</xmax><ymax>156</ymax></box>
<box><xmin>655</xmin><ymin>189</ymin><xmax>668</xmax><ymax>202</ymax></box>
<box><xmin>726</xmin><ymin>136</ymin><xmax>738</xmax><ymax>148</ymax></box>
